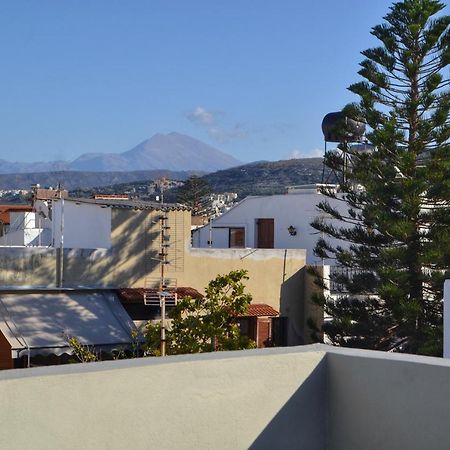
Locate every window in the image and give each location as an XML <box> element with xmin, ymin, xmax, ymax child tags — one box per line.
<box><xmin>229</xmin><ymin>227</ymin><xmax>245</xmax><ymax>248</ymax></box>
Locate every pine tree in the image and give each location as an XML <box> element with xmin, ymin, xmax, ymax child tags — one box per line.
<box><xmin>312</xmin><ymin>0</ymin><xmax>449</xmax><ymax>355</ymax></box>
<box><xmin>177</xmin><ymin>175</ymin><xmax>211</xmax><ymax>215</ymax></box>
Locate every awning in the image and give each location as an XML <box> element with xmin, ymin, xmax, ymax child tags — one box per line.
<box><xmin>0</xmin><ymin>290</ymin><xmax>136</xmax><ymax>358</ymax></box>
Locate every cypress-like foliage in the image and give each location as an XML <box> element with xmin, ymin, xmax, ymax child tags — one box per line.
<box><xmin>311</xmin><ymin>0</ymin><xmax>449</xmax><ymax>355</ymax></box>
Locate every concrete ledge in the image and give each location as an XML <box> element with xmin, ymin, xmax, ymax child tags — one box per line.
<box><xmin>0</xmin><ymin>345</ymin><xmax>449</xmax><ymax>450</ymax></box>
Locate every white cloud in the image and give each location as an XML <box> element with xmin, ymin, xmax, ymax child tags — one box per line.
<box><xmin>185</xmin><ymin>106</ymin><xmax>247</xmax><ymax>143</ymax></box>
<box><xmin>287</xmin><ymin>148</ymin><xmax>323</xmax><ymax>159</ymax></box>
<box><xmin>186</xmin><ymin>106</ymin><xmax>216</xmax><ymax>126</ymax></box>
<box><xmin>288</xmin><ymin>149</ymin><xmax>303</xmax><ymax>159</ymax></box>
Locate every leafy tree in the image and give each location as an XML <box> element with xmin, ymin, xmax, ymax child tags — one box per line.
<box><xmin>176</xmin><ymin>175</ymin><xmax>211</xmax><ymax>215</ymax></box>
<box><xmin>143</xmin><ymin>270</ymin><xmax>256</xmax><ymax>355</ymax></box>
<box><xmin>65</xmin><ymin>335</ymin><xmax>98</xmax><ymax>363</ymax></box>
<box><xmin>311</xmin><ymin>0</ymin><xmax>449</xmax><ymax>355</ymax></box>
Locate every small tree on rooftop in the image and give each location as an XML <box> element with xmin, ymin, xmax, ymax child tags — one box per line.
<box><xmin>143</xmin><ymin>270</ymin><xmax>256</xmax><ymax>355</ymax></box>
<box><xmin>311</xmin><ymin>0</ymin><xmax>449</xmax><ymax>355</ymax></box>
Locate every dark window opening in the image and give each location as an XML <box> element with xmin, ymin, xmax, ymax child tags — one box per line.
<box><xmin>229</xmin><ymin>227</ymin><xmax>245</xmax><ymax>248</ymax></box>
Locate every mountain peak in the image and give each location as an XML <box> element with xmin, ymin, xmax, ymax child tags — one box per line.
<box><xmin>0</xmin><ymin>132</ymin><xmax>242</xmax><ymax>174</ymax></box>
<box><xmin>121</xmin><ymin>132</ymin><xmax>241</xmax><ymax>172</ymax></box>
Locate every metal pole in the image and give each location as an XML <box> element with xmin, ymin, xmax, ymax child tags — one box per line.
<box><xmin>208</xmin><ymin>217</ymin><xmax>212</xmax><ymax>248</ymax></box>
<box><xmin>58</xmin><ymin>192</ymin><xmax>64</xmax><ymax>288</ymax></box>
<box><xmin>160</xmin><ymin>214</ymin><xmax>166</xmax><ymax>356</ymax></box>
<box><xmin>160</xmin><ymin>295</ymin><xmax>166</xmax><ymax>356</ymax></box>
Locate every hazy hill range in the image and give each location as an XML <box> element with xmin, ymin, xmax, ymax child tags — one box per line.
<box><xmin>73</xmin><ymin>158</ymin><xmax>326</xmax><ymax>201</ymax></box>
<box><xmin>0</xmin><ymin>132</ymin><xmax>241</xmax><ymax>174</ymax></box>
<box><xmin>0</xmin><ymin>158</ymin><xmax>326</xmax><ymax>202</ymax></box>
<box><xmin>0</xmin><ymin>169</ymin><xmax>202</xmax><ymax>190</ymax></box>
<box><xmin>200</xmin><ymin>158</ymin><xmax>325</xmax><ymax>198</ymax></box>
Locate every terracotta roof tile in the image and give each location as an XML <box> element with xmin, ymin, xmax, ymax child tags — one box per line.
<box><xmin>242</xmin><ymin>304</ymin><xmax>279</xmax><ymax>317</ymax></box>
<box><xmin>0</xmin><ymin>205</ymin><xmax>33</xmax><ymax>225</ymax></box>
<box><xmin>117</xmin><ymin>291</ymin><xmax>278</xmax><ymax>318</ymax></box>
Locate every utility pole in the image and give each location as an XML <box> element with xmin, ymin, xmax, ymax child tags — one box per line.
<box><xmin>58</xmin><ymin>188</ymin><xmax>65</xmax><ymax>289</ymax></box>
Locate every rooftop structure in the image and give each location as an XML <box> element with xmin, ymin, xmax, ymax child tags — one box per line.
<box><xmin>0</xmin><ymin>193</ymin><xmax>314</xmax><ymax>346</ymax></box>
<box><xmin>192</xmin><ymin>190</ymin><xmax>348</xmax><ymax>265</ymax></box>
<box><xmin>0</xmin><ymin>289</ymin><xmax>136</xmax><ymax>368</ymax></box>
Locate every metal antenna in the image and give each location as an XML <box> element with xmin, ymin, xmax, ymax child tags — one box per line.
<box><xmin>143</xmin><ymin>212</ymin><xmax>177</xmax><ymax>356</ymax></box>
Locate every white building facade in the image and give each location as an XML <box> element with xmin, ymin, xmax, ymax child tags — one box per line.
<box><xmin>0</xmin><ymin>198</ymin><xmax>112</xmax><ymax>249</ymax></box>
<box><xmin>192</xmin><ymin>187</ymin><xmax>348</xmax><ymax>265</ymax></box>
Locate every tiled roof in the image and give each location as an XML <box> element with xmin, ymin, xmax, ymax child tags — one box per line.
<box><xmin>68</xmin><ymin>197</ymin><xmax>191</xmax><ymax>211</ymax></box>
<box><xmin>117</xmin><ymin>287</ymin><xmax>203</xmax><ymax>303</ymax></box>
<box><xmin>242</xmin><ymin>304</ymin><xmax>279</xmax><ymax>317</ymax></box>
<box><xmin>0</xmin><ymin>205</ymin><xmax>32</xmax><ymax>212</ymax></box>
<box><xmin>0</xmin><ymin>205</ymin><xmax>33</xmax><ymax>225</ymax></box>
<box><xmin>118</xmin><ymin>290</ymin><xmax>278</xmax><ymax>317</ymax></box>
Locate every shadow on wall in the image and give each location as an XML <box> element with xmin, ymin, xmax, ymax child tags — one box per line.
<box><xmin>249</xmin><ymin>356</ymin><xmax>327</xmax><ymax>450</ymax></box>
<box><xmin>0</xmin><ymin>248</ymin><xmax>57</xmax><ymax>287</ymax></box>
<box><xmin>279</xmin><ymin>266</ymin><xmax>324</xmax><ymax>346</ymax></box>
<box><xmin>0</xmin><ymin>209</ymin><xmax>187</xmax><ymax>290</ymax></box>
<box><xmin>279</xmin><ymin>267</ymin><xmax>305</xmax><ymax>346</ymax></box>
<box><xmin>63</xmin><ymin>210</ymin><xmax>161</xmax><ymax>288</ymax></box>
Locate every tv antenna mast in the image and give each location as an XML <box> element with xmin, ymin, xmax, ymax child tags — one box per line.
<box><xmin>143</xmin><ymin>213</ymin><xmax>178</xmax><ymax>356</ymax></box>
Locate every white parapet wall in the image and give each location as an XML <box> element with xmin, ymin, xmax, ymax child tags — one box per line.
<box><xmin>444</xmin><ymin>279</ymin><xmax>450</xmax><ymax>358</ymax></box>
<box><xmin>1</xmin><ymin>345</ymin><xmax>450</xmax><ymax>450</ymax></box>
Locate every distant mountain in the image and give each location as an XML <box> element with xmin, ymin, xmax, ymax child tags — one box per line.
<box><xmin>0</xmin><ymin>157</ymin><xmax>327</xmax><ymax>201</ymax></box>
<box><xmin>0</xmin><ymin>169</ymin><xmax>203</xmax><ymax>190</ymax></box>
<box><xmin>0</xmin><ymin>159</ymin><xmax>70</xmax><ymax>174</ymax></box>
<box><xmin>200</xmin><ymin>158</ymin><xmax>326</xmax><ymax>198</ymax></box>
<box><xmin>0</xmin><ymin>132</ymin><xmax>241</xmax><ymax>174</ymax></box>
<box><xmin>70</xmin><ymin>158</ymin><xmax>327</xmax><ymax>202</ymax></box>
<box><xmin>150</xmin><ymin>158</ymin><xmax>327</xmax><ymax>203</ymax></box>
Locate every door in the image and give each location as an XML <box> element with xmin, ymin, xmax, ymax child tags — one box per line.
<box><xmin>256</xmin><ymin>218</ymin><xmax>274</xmax><ymax>248</ymax></box>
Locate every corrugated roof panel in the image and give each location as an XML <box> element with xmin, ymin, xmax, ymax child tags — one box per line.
<box><xmin>69</xmin><ymin>197</ymin><xmax>191</xmax><ymax>211</ymax></box>
<box><xmin>0</xmin><ymin>291</ymin><xmax>135</xmax><ymax>356</ymax></box>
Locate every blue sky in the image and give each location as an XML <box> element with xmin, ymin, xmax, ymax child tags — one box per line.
<box><xmin>0</xmin><ymin>0</ymin><xmax>401</xmax><ymax>164</ymax></box>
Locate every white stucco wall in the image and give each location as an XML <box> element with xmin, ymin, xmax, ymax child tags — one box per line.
<box><xmin>0</xmin><ymin>347</ymin><xmax>327</xmax><ymax>450</ymax></box>
<box><xmin>0</xmin><ymin>212</ymin><xmax>51</xmax><ymax>247</ymax></box>
<box><xmin>193</xmin><ymin>192</ymin><xmax>348</xmax><ymax>264</ymax></box>
<box><xmin>1</xmin><ymin>345</ymin><xmax>450</xmax><ymax>450</ymax></box>
<box><xmin>52</xmin><ymin>200</ymin><xmax>111</xmax><ymax>249</ymax></box>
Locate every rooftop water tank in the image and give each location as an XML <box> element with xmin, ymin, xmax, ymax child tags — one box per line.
<box><xmin>321</xmin><ymin>111</ymin><xmax>365</xmax><ymax>143</ymax></box>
